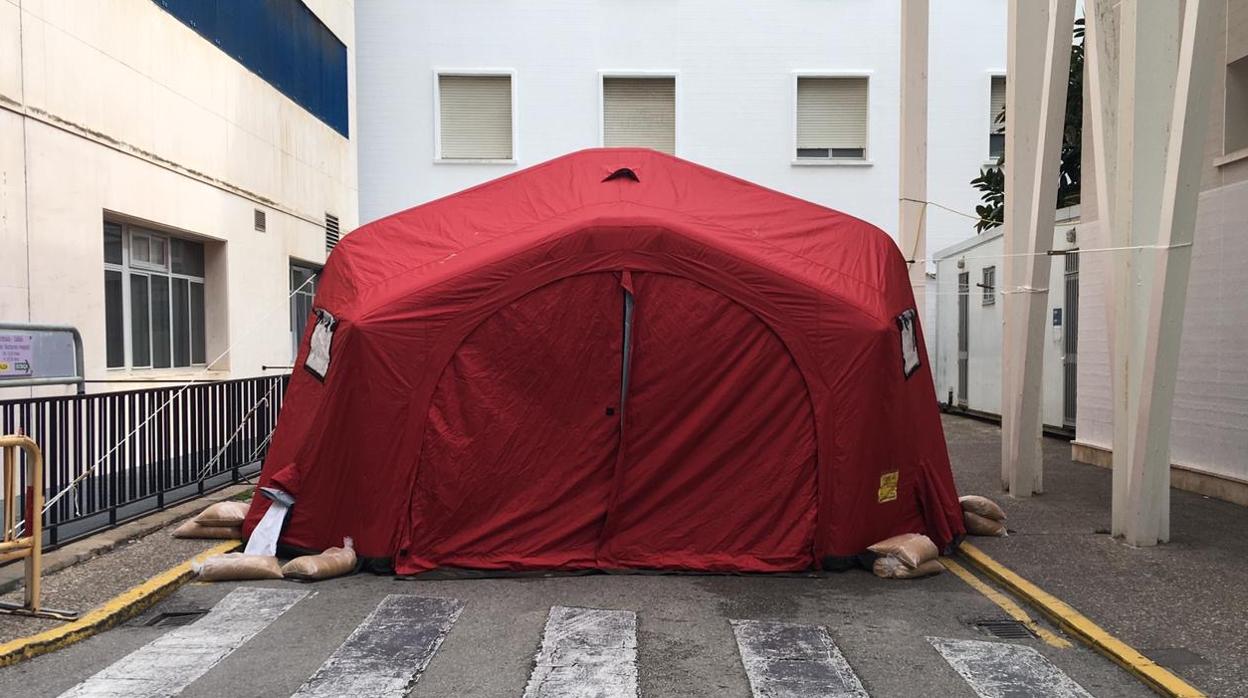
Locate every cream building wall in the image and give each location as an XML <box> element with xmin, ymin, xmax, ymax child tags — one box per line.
<box><xmin>0</xmin><ymin>0</ymin><xmax>359</xmax><ymax>395</ymax></box>
<box><xmin>1074</xmin><ymin>0</ymin><xmax>1248</xmax><ymax>501</ymax></box>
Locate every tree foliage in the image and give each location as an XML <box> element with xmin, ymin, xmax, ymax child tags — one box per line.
<box><xmin>972</xmin><ymin>18</ymin><xmax>1084</xmax><ymax>233</ymax></box>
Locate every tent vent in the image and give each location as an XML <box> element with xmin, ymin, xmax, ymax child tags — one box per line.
<box><xmin>603</xmin><ymin>168</ymin><xmax>640</xmax><ymax>183</ymax></box>
<box><xmin>973</xmin><ymin>619</ymin><xmax>1036</xmax><ymax>640</ymax></box>
<box><xmin>254</xmin><ymin>208</ymin><xmax>267</xmax><ymax>232</ymax></box>
<box><xmin>325</xmin><ymin>213</ymin><xmax>340</xmax><ymax>252</ymax></box>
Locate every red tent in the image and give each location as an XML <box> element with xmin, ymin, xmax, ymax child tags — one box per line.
<box><xmin>244</xmin><ymin>148</ymin><xmax>964</xmax><ymax>574</ymax></box>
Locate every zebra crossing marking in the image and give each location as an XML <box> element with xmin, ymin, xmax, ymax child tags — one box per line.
<box><xmin>731</xmin><ymin>619</ymin><xmax>868</xmax><ymax>698</ymax></box>
<box><xmin>291</xmin><ymin>594</ymin><xmax>464</xmax><ymax>697</ymax></box>
<box><xmin>58</xmin><ymin>587</ymin><xmax>307</xmax><ymax>698</ymax></box>
<box><xmin>523</xmin><ymin>605</ymin><xmax>638</xmax><ymax>698</ymax></box>
<box><xmin>928</xmin><ymin>636</ymin><xmax>1094</xmax><ymax>698</ymax></box>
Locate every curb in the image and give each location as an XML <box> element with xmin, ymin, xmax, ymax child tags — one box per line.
<box><xmin>958</xmin><ymin>542</ymin><xmax>1206</xmax><ymax>698</ymax></box>
<box><xmin>0</xmin><ymin>485</ymin><xmax>250</xmax><ymax>596</ymax></box>
<box><xmin>0</xmin><ymin>540</ymin><xmax>240</xmax><ymax>668</ymax></box>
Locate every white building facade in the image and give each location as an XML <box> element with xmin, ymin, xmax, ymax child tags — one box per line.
<box><xmin>930</xmin><ymin>208</ymin><xmax>1081</xmax><ymax>432</ymax></box>
<box><xmin>0</xmin><ymin>0</ymin><xmax>359</xmax><ymax>395</ymax></box>
<box><xmin>355</xmin><ymin>0</ymin><xmax>1008</xmax><ymax>270</ymax></box>
<box><xmin>1073</xmin><ymin>0</ymin><xmax>1248</xmax><ymax>505</ymax></box>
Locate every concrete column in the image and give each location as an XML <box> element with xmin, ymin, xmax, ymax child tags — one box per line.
<box><xmin>899</xmin><ymin>0</ymin><xmax>928</xmax><ymax>316</ymax></box>
<box><xmin>1085</xmin><ymin>0</ymin><xmax>1128</xmax><ymax>534</ymax></box>
<box><xmin>1116</xmin><ymin>0</ymin><xmax>1223</xmax><ymax>545</ymax></box>
<box><xmin>1000</xmin><ymin>0</ymin><xmax>1076</xmax><ymax>497</ymax></box>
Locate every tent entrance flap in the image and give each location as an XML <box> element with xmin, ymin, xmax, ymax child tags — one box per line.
<box><xmin>597</xmin><ymin>273</ymin><xmax>818</xmax><ymax>572</ymax></box>
<box><xmin>403</xmin><ymin>269</ymin><xmax>819</xmax><ymax>573</ymax></box>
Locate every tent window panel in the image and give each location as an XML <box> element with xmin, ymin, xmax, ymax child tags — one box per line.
<box><xmin>439</xmin><ymin>74</ymin><xmax>513</xmax><ymax>160</ymax></box>
<box><xmin>603</xmin><ymin>77</ymin><xmax>676</xmax><ymax>154</ymax></box>
<box><xmin>989</xmin><ymin>75</ymin><xmax>1006</xmax><ymax>158</ymax></box>
<box><xmin>796</xmin><ymin>76</ymin><xmax>868</xmax><ymax>160</ymax></box>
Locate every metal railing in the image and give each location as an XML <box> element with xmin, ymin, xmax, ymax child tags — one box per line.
<box><xmin>0</xmin><ymin>374</ymin><xmax>288</xmax><ymax>549</ymax></box>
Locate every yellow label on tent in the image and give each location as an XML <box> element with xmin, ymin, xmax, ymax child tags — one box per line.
<box><xmin>878</xmin><ymin>471</ymin><xmax>899</xmax><ymax>503</ymax></box>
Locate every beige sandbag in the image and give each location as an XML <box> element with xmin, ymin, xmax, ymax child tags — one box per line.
<box><xmin>194</xmin><ymin>500</ymin><xmax>251</xmax><ymax>527</ymax></box>
<box><xmin>959</xmin><ymin>495</ymin><xmax>1006</xmax><ymax>522</ymax></box>
<box><xmin>281</xmin><ymin>538</ymin><xmax>357</xmax><ymax>581</ymax></box>
<box><xmin>192</xmin><ymin>553</ymin><xmax>283</xmax><ymax>581</ymax></box>
<box><xmin>172</xmin><ymin>519</ymin><xmax>241</xmax><ymax>540</ymax></box>
<box><xmin>964</xmin><ymin>511</ymin><xmax>1009</xmax><ymax>537</ymax></box>
<box><xmin>867</xmin><ymin>533</ymin><xmax>939</xmax><ymax>569</ymax></box>
<box><xmin>873</xmin><ymin>556</ymin><xmax>944</xmax><ymax>579</ymax></box>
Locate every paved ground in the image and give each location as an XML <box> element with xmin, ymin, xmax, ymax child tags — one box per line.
<box><xmin>4</xmin><ymin>415</ymin><xmax>1241</xmax><ymax>696</ymax></box>
<box><xmin>0</xmin><ymin>485</ymin><xmax>249</xmax><ymax>643</ymax></box>
<box><xmin>0</xmin><ymin>567</ymin><xmax>1148</xmax><ymax>697</ymax></box>
<box><xmin>944</xmin><ymin>414</ymin><xmax>1248</xmax><ymax>697</ymax></box>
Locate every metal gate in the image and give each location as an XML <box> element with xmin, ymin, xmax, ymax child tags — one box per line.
<box><xmin>957</xmin><ymin>271</ymin><xmax>970</xmax><ymax>408</ymax></box>
<box><xmin>1063</xmin><ymin>254</ymin><xmax>1079</xmax><ymax>429</ymax></box>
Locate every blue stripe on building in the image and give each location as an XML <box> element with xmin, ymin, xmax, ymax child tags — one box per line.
<box><xmin>154</xmin><ymin>0</ymin><xmax>349</xmax><ymax>138</ymax></box>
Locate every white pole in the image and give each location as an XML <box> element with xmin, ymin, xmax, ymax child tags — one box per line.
<box><xmin>899</xmin><ymin>0</ymin><xmax>928</xmax><ymax>317</ymax></box>
<box><xmin>1085</xmin><ymin>0</ymin><xmax>1130</xmax><ymax>535</ymax></box>
<box><xmin>1001</xmin><ymin>0</ymin><xmax>1076</xmax><ymax>497</ymax></box>
<box><xmin>1120</xmin><ymin>0</ymin><xmax>1223</xmax><ymax>546</ymax></box>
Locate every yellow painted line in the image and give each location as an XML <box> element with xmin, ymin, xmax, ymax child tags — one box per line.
<box><xmin>959</xmin><ymin>542</ymin><xmax>1206</xmax><ymax>698</ymax></box>
<box><xmin>941</xmin><ymin>556</ymin><xmax>1071</xmax><ymax>649</ymax></box>
<box><xmin>0</xmin><ymin>540</ymin><xmax>241</xmax><ymax>668</ymax></box>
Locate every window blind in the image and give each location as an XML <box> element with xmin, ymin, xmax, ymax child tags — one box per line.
<box><xmin>796</xmin><ymin>77</ymin><xmax>868</xmax><ymax>154</ymax></box>
<box><xmin>439</xmin><ymin>75</ymin><xmax>513</xmax><ymax>160</ymax></box>
<box><xmin>990</xmin><ymin>76</ymin><xmax>1006</xmax><ymax>135</ymax></box>
<box><xmin>603</xmin><ymin>77</ymin><xmax>676</xmax><ymax>154</ymax></box>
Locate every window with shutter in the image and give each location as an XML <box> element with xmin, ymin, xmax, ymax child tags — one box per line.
<box><xmin>438</xmin><ymin>74</ymin><xmax>513</xmax><ymax>160</ymax></box>
<box><xmin>989</xmin><ymin>75</ymin><xmax>1006</xmax><ymax>159</ymax></box>
<box><xmin>795</xmin><ymin>76</ymin><xmax>868</xmax><ymax>161</ymax></box>
<box><xmin>602</xmin><ymin>77</ymin><xmax>676</xmax><ymax>154</ymax></box>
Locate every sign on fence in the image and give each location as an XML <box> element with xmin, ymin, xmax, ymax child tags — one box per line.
<box><xmin>0</xmin><ymin>324</ymin><xmax>84</xmax><ymax>394</ymax></box>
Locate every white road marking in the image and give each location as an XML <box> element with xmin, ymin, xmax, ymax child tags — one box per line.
<box><xmin>291</xmin><ymin>594</ymin><xmax>464</xmax><ymax>698</ymax></box>
<box><xmin>731</xmin><ymin>619</ymin><xmax>868</xmax><ymax>698</ymax></box>
<box><xmin>59</xmin><ymin>586</ymin><xmax>307</xmax><ymax>698</ymax></box>
<box><xmin>523</xmin><ymin>605</ymin><xmax>638</xmax><ymax>698</ymax></box>
<box><xmin>928</xmin><ymin>636</ymin><xmax>1094</xmax><ymax>698</ymax></box>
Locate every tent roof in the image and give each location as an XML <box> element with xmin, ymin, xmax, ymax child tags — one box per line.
<box><xmin>319</xmin><ymin>149</ymin><xmax>908</xmax><ymax>321</ymax></box>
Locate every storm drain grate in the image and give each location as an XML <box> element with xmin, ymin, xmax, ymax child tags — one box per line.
<box><xmin>145</xmin><ymin>610</ymin><xmax>209</xmax><ymax>628</ymax></box>
<box><xmin>973</xmin><ymin>619</ymin><xmax>1036</xmax><ymax>640</ymax></box>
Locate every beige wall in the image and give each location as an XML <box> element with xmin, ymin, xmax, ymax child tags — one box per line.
<box><xmin>0</xmin><ymin>0</ymin><xmax>358</xmax><ymax>394</ymax></box>
<box><xmin>1075</xmin><ymin>0</ymin><xmax>1248</xmax><ymax>489</ymax></box>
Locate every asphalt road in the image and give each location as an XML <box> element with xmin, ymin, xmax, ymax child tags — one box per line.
<box><xmin>0</xmin><ymin>567</ymin><xmax>1151</xmax><ymax>697</ymax></box>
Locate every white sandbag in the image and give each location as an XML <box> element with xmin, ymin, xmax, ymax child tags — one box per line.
<box><xmin>867</xmin><ymin>533</ymin><xmax>939</xmax><ymax>569</ymax></box>
<box><xmin>192</xmin><ymin>553</ymin><xmax>283</xmax><ymax>581</ymax></box>
<box><xmin>172</xmin><ymin>519</ymin><xmax>241</xmax><ymax>540</ymax></box>
<box><xmin>873</xmin><ymin>556</ymin><xmax>944</xmax><ymax>579</ymax></box>
<box><xmin>281</xmin><ymin>538</ymin><xmax>357</xmax><ymax>581</ymax></box>
<box><xmin>964</xmin><ymin>511</ymin><xmax>1009</xmax><ymax>537</ymax></box>
<box><xmin>194</xmin><ymin>500</ymin><xmax>250</xmax><ymax>527</ymax></box>
<box><xmin>959</xmin><ymin>495</ymin><xmax>1006</xmax><ymax>522</ymax></box>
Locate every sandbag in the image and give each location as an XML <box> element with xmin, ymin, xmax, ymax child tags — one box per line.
<box><xmin>959</xmin><ymin>495</ymin><xmax>1006</xmax><ymax>522</ymax></box>
<box><xmin>192</xmin><ymin>553</ymin><xmax>283</xmax><ymax>581</ymax></box>
<box><xmin>873</xmin><ymin>556</ymin><xmax>944</xmax><ymax>579</ymax></box>
<box><xmin>172</xmin><ymin>520</ymin><xmax>241</xmax><ymax>540</ymax></box>
<box><xmin>867</xmin><ymin>533</ymin><xmax>939</xmax><ymax>569</ymax></box>
<box><xmin>194</xmin><ymin>500</ymin><xmax>250</xmax><ymax>527</ymax></box>
<box><xmin>963</xmin><ymin>511</ymin><xmax>1009</xmax><ymax>537</ymax></box>
<box><xmin>281</xmin><ymin>538</ymin><xmax>357</xmax><ymax>581</ymax></box>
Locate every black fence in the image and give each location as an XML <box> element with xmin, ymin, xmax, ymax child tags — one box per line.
<box><xmin>0</xmin><ymin>374</ymin><xmax>288</xmax><ymax>548</ymax></box>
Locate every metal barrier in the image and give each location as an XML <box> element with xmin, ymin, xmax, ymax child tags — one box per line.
<box><xmin>0</xmin><ymin>435</ymin><xmax>75</xmax><ymax>620</ymax></box>
<box><xmin>0</xmin><ymin>374</ymin><xmax>288</xmax><ymax>549</ymax></box>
